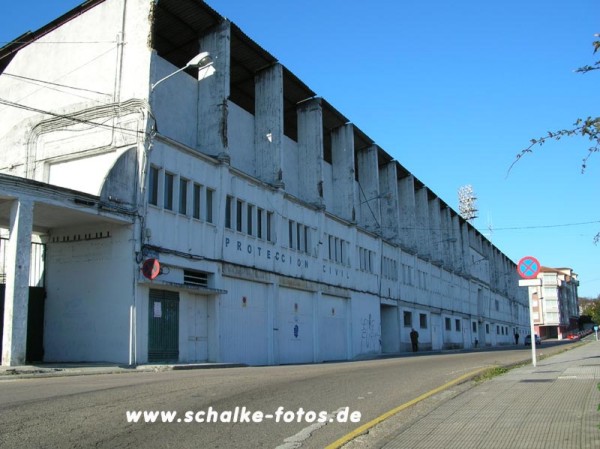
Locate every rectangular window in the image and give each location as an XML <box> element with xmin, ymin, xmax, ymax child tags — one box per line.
<box><xmin>288</xmin><ymin>220</ymin><xmax>294</xmax><ymax>248</ymax></box>
<box><xmin>179</xmin><ymin>178</ymin><xmax>188</xmax><ymax>215</ymax></box>
<box><xmin>472</xmin><ymin>322</ymin><xmax>477</xmax><ymax>333</ymax></box>
<box><xmin>266</xmin><ymin>212</ymin><xmax>273</xmax><ymax>242</ymax></box>
<box><xmin>419</xmin><ymin>313</ymin><xmax>428</xmax><ymax>329</ymax></box>
<box><xmin>403</xmin><ymin>311</ymin><xmax>412</xmax><ymax>327</ymax></box>
<box><xmin>205</xmin><ymin>189</ymin><xmax>214</xmax><ymax>223</ymax></box>
<box><xmin>164</xmin><ymin>172</ymin><xmax>174</xmax><ymax>210</ymax></box>
<box><xmin>328</xmin><ymin>236</ymin><xmax>333</xmax><ymax>260</ymax></box>
<box><xmin>445</xmin><ymin>317</ymin><xmax>451</xmax><ymax>331</ymax></box>
<box><xmin>304</xmin><ymin>226</ymin><xmax>309</xmax><ymax>253</ymax></box>
<box><xmin>455</xmin><ymin>319</ymin><xmax>461</xmax><ymax>332</ymax></box>
<box><xmin>247</xmin><ymin>204</ymin><xmax>254</xmax><ymax>236</ymax></box>
<box><xmin>148</xmin><ymin>166</ymin><xmax>159</xmax><ymax>206</ymax></box>
<box><xmin>486</xmin><ymin>324</ymin><xmax>490</xmax><ymax>334</ymax></box>
<box><xmin>236</xmin><ymin>200</ymin><xmax>243</xmax><ymax>232</ymax></box>
<box><xmin>193</xmin><ymin>183</ymin><xmax>201</xmax><ymax>219</ymax></box>
<box><xmin>225</xmin><ymin>196</ymin><xmax>233</xmax><ymax>229</ymax></box>
<box><xmin>257</xmin><ymin>208</ymin><xmax>264</xmax><ymax>239</ymax></box>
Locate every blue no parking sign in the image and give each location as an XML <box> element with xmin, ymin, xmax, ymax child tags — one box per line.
<box><xmin>517</xmin><ymin>256</ymin><xmax>541</xmax><ymax>279</ymax></box>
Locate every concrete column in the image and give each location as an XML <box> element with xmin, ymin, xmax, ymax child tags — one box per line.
<box><xmin>331</xmin><ymin>124</ymin><xmax>357</xmax><ymax>222</ymax></box>
<box><xmin>441</xmin><ymin>207</ymin><xmax>453</xmax><ymax>269</ymax></box>
<box><xmin>255</xmin><ymin>63</ymin><xmax>284</xmax><ymax>188</ymax></box>
<box><xmin>428</xmin><ymin>196</ymin><xmax>442</xmax><ymax>263</ymax></box>
<box><xmin>198</xmin><ymin>21</ymin><xmax>231</xmax><ymax>162</ymax></box>
<box><xmin>461</xmin><ymin>221</ymin><xmax>470</xmax><ymax>270</ymax></box>
<box><xmin>297</xmin><ymin>98</ymin><xmax>324</xmax><ymax>208</ymax></box>
<box><xmin>452</xmin><ymin>214</ymin><xmax>464</xmax><ymax>272</ymax></box>
<box><xmin>415</xmin><ymin>187</ymin><xmax>431</xmax><ymax>259</ymax></box>
<box><xmin>378</xmin><ymin>162</ymin><xmax>400</xmax><ymax>243</ymax></box>
<box><xmin>398</xmin><ymin>175</ymin><xmax>417</xmax><ymax>252</ymax></box>
<box><xmin>356</xmin><ymin>145</ymin><xmax>380</xmax><ymax>232</ymax></box>
<box><xmin>2</xmin><ymin>199</ymin><xmax>33</xmax><ymax>366</ymax></box>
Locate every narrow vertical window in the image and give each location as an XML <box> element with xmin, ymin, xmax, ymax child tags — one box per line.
<box><xmin>179</xmin><ymin>178</ymin><xmax>188</xmax><ymax>215</ymax></box>
<box><xmin>296</xmin><ymin>223</ymin><xmax>302</xmax><ymax>251</ymax></box>
<box><xmin>193</xmin><ymin>183</ymin><xmax>201</xmax><ymax>219</ymax></box>
<box><xmin>257</xmin><ymin>208</ymin><xmax>264</xmax><ymax>239</ymax></box>
<box><xmin>205</xmin><ymin>189</ymin><xmax>214</xmax><ymax>223</ymax></box>
<box><xmin>267</xmin><ymin>212</ymin><xmax>273</xmax><ymax>241</ymax></box>
<box><xmin>148</xmin><ymin>166</ymin><xmax>159</xmax><ymax>206</ymax></box>
<box><xmin>225</xmin><ymin>196</ymin><xmax>233</xmax><ymax>229</ymax></box>
<box><xmin>164</xmin><ymin>172</ymin><xmax>174</xmax><ymax>210</ymax></box>
<box><xmin>288</xmin><ymin>220</ymin><xmax>294</xmax><ymax>248</ymax></box>
<box><xmin>236</xmin><ymin>200</ymin><xmax>243</xmax><ymax>232</ymax></box>
<box><xmin>247</xmin><ymin>204</ymin><xmax>254</xmax><ymax>236</ymax></box>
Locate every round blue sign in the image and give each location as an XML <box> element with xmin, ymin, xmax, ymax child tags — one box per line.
<box><xmin>517</xmin><ymin>256</ymin><xmax>541</xmax><ymax>279</ymax></box>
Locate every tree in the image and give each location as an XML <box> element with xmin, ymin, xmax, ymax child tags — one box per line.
<box><xmin>581</xmin><ymin>299</ymin><xmax>600</xmax><ymax>325</ymax></box>
<box><xmin>509</xmin><ymin>35</ymin><xmax>600</xmax><ymax>242</ymax></box>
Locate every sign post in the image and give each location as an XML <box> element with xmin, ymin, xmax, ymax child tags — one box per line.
<box><xmin>517</xmin><ymin>256</ymin><xmax>541</xmax><ymax>367</ymax></box>
<box><xmin>594</xmin><ymin>325</ymin><xmax>599</xmax><ymax>341</ymax></box>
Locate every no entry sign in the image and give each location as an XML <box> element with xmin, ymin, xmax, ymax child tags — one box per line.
<box><xmin>517</xmin><ymin>256</ymin><xmax>541</xmax><ymax>279</ymax></box>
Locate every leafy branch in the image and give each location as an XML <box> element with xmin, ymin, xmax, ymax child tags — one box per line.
<box><xmin>507</xmin><ymin>36</ymin><xmax>600</xmax><ymax>177</ymax></box>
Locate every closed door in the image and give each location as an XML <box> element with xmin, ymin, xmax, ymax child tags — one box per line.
<box><xmin>187</xmin><ymin>297</ymin><xmax>208</xmax><ymax>362</ymax></box>
<box><xmin>148</xmin><ymin>290</ymin><xmax>179</xmax><ymax>362</ymax></box>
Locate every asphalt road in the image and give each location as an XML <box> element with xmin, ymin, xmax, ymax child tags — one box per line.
<box><xmin>0</xmin><ymin>342</ymin><xmax>573</xmax><ymax>449</ymax></box>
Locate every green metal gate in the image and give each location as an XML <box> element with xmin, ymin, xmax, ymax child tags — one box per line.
<box><xmin>148</xmin><ymin>289</ymin><xmax>179</xmax><ymax>362</ymax></box>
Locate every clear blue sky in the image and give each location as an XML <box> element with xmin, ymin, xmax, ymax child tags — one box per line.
<box><xmin>2</xmin><ymin>1</ymin><xmax>599</xmax><ymax>297</ymax></box>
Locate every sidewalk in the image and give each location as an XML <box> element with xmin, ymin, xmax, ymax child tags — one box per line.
<box><xmin>382</xmin><ymin>339</ymin><xmax>600</xmax><ymax>449</ymax></box>
<box><xmin>0</xmin><ymin>361</ymin><xmax>245</xmax><ymax>378</ymax></box>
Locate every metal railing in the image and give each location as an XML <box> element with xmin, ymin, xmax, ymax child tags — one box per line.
<box><xmin>0</xmin><ymin>238</ymin><xmax>45</xmax><ymax>287</ymax></box>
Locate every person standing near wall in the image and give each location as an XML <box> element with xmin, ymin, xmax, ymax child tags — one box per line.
<box><xmin>410</xmin><ymin>328</ymin><xmax>419</xmax><ymax>352</ymax></box>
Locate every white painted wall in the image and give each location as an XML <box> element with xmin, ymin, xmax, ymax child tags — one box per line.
<box><xmin>44</xmin><ymin>224</ymin><xmax>133</xmax><ymax>363</ymax></box>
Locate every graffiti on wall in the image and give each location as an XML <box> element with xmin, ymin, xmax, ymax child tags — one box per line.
<box><xmin>360</xmin><ymin>313</ymin><xmax>380</xmax><ymax>352</ymax></box>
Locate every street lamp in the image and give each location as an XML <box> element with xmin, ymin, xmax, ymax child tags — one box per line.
<box><xmin>150</xmin><ymin>52</ymin><xmax>213</xmax><ymax>91</ymax></box>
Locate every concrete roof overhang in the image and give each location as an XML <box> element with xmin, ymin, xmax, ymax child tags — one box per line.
<box><xmin>0</xmin><ymin>174</ymin><xmax>135</xmax><ymax>234</ymax></box>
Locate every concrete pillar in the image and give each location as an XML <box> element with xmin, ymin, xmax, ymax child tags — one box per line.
<box><xmin>331</xmin><ymin>124</ymin><xmax>357</xmax><ymax>222</ymax></box>
<box><xmin>398</xmin><ymin>175</ymin><xmax>417</xmax><ymax>252</ymax></box>
<box><xmin>356</xmin><ymin>145</ymin><xmax>380</xmax><ymax>232</ymax></box>
<box><xmin>428</xmin><ymin>196</ymin><xmax>442</xmax><ymax>263</ymax></box>
<box><xmin>198</xmin><ymin>21</ymin><xmax>231</xmax><ymax>162</ymax></box>
<box><xmin>2</xmin><ymin>199</ymin><xmax>33</xmax><ymax>366</ymax></box>
<box><xmin>297</xmin><ymin>98</ymin><xmax>325</xmax><ymax>208</ymax></box>
<box><xmin>415</xmin><ymin>187</ymin><xmax>431</xmax><ymax>259</ymax></box>
<box><xmin>378</xmin><ymin>162</ymin><xmax>400</xmax><ymax>243</ymax></box>
<box><xmin>255</xmin><ymin>63</ymin><xmax>284</xmax><ymax>188</ymax></box>
<box><xmin>452</xmin><ymin>214</ymin><xmax>463</xmax><ymax>272</ymax></box>
<box><xmin>461</xmin><ymin>221</ymin><xmax>470</xmax><ymax>270</ymax></box>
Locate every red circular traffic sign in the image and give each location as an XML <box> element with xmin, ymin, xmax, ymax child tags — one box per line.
<box><xmin>141</xmin><ymin>258</ymin><xmax>161</xmax><ymax>280</ymax></box>
<box><xmin>517</xmin><ymin>256</ymin><xmax>541</xmax><ymax>279</ymax></box>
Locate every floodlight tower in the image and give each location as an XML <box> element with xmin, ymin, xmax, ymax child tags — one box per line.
<box><xmin>458</xmin><ymin>185</ymin><xmax>478</xmax><ymax>222</ymax></box>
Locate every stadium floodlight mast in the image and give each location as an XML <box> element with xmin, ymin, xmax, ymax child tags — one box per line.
<box><xmin>458</xmin><ymin>185</ymin><xmax>478</xmax><ymax>222</ymax></box>
<box><xmin>151</xmin><ymin>52</ymin><xmax>213</xmax><ymax>91</ymax></box>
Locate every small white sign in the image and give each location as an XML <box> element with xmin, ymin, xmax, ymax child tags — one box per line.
<box><xmin>518</xmin><ymin>279</ymin><xmax>542</xmax><ymax>287</ymax></box>
<box><xmin>153</xmin><ymin>301</ymin><xmax>162</xmax><ymax>318</ymax></box>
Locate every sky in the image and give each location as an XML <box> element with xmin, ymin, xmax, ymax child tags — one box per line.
<box><xmin>2</xmin><ymin>0</ymin><xmax>599</xmax><ymax>297</ymax></box>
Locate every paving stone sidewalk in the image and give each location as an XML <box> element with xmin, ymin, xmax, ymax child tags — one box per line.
<box><xmin>382</xmin><ymin>340</ymin><xmax>600</xmax><ymax>449</ymax></box>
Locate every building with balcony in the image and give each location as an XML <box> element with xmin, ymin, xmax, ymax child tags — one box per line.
<box><xmin>528</xmin><ymin>267</ymin><xmax>579</xmax><ymax>340</ymax></box>
<box><xmin>0</xmin><ymin>0</ymin><xmax>529</xmax><ymax>366</ymax></box>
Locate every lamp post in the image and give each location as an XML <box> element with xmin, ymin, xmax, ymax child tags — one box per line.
<box><xmin>130</xmin><ymin>51</ymin><xmax>214</xmax><ymax>366</ymax></box>
<box><xmin>151</xmin><ymin>52</ymin><xmax>213</xmax><ymax>92</ymax></box>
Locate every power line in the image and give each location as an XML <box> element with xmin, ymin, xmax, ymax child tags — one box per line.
<box><xmin>3</xmin><ymin>73</ymin><xmax>111</xmax><ymax>97</ymax></box>
<box><xmin>492</xmin><ymin>220</ymin><xmax>600</xmax><ymax>231</ymax></box>
<box><xmin>0</xmin><ymin>97</ymin><xmax>146</xmax><ymax>138</ymax></box>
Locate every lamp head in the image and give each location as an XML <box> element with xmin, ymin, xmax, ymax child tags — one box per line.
<box><xmin>186</xmin><ymin>51</ymin><xmax>213</xmax><ymax>69</ymax></box>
